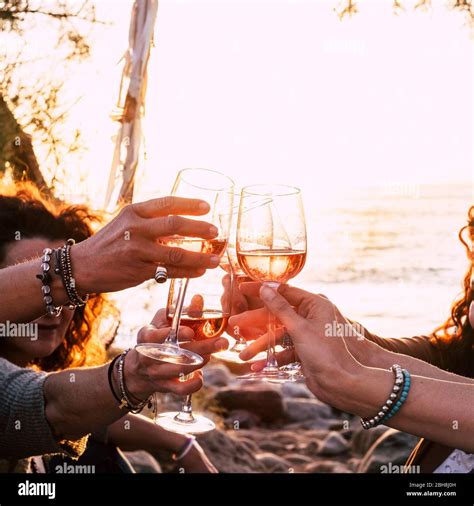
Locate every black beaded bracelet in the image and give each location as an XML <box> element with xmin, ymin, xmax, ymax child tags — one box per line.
<box><xmin>55</xmin><ymin>239</ymin><xmax>89</xmax><ymax>307</ymax></box>
<box><xmin>117</xmin><ymin>350</ymin><xmax>150</xmax><ymax>413</ymax></box>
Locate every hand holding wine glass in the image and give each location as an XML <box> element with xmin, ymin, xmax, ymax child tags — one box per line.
<box><xmin>155</xmin><ymin>267</ymin><xmax>232</xmax><ymax>434</ymax></box>
<box><xmin>135</xmin><ymin>168</ymin><xmax>234</xmax><ymax>367</ymax></box>
<box><xmin>136</xmin><ymin>168</ymin><xmax>234</xmax><ymax>434</ymax></box>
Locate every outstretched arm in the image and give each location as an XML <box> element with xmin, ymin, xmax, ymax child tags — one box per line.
<box><xmin>232</xmin><ymin>282</ymin><xmax>472</xmax><ymax>385</ymax></box>
<box><xmin>340</xmin><ymin>327</ymin><xmax>472</xmax><ymax>386</ymax></box>
<box><xmin>0</xmin><ymin>196</ymin><xmax>219</xmax><ymax>324</ymax></box>
<box><xmin>1</xmin><ymin>323</ymin><xmax>227</xmax><ymax>459</ymax></box>
<box><xmin>232</xmin><ymin>285</ymin><xmax>474</xmax><ymax>453</ymax></box>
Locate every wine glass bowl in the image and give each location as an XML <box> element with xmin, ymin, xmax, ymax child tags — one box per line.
<box><xmin>160</xmin><ymin>168</ymin><xmax>234</xmax><ymax>257</ymax></box>
<box><xmin>237</xmin><ymin>249</ymin><xmax>306</xmax><ymax>285</ymax></box>
<box><xmin>236</xmin><ymin>184</ymin><xmax>306</xmax><ymax>282</ymax></box>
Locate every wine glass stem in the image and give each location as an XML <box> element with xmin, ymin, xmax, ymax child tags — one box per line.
<box><xmin>165</xmin><ymin>278</ymin><xmax>190</xmax><ymax>345</ymax></box>
<box><xmin>229</xmin><ymin>272</ymin><xmax>248</xmax><ymax>350</ymax></box>
<box><xmin>168</xmin><ymin>278</ymin><xmax>194</xmax><ymax>424</ymax></box>
<box><xmin>262</xmin><ymin>281</ymin><xmax>280</xmax><ymax>371</ymax></box>
<box><xmin>264</xmin><ymin>310</ymin><xmax>279</xmax><ymax>371</ymax></box>
<box><xmin>174</xmin><ymin>394</ymin><xmax>195</xmax><ymax>423</ymax></box>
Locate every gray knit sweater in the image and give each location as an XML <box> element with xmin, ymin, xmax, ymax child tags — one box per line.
<box><xmin>0</xmin><ymin>357</ymin><xmax>88</xmax><ymax>468</ymax></box>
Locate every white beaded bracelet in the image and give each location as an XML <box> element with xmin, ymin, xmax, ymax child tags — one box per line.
<box><xmin>360</xmin><ymin>364</ymin><xmax>404</xmax><ymax>430</ymax></box>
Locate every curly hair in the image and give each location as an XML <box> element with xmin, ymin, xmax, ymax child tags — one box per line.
<box><xmin>0</xmin><ymin>182</ymin><xmax>119</xmax><ymax>372</ymax></box>
<box><xmin>432</xmin><ymin>205</ymin><xmax>474</xmax><ymax>378</ymax></box>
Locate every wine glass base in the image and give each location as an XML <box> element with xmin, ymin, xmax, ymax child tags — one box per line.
<box><xmin>135</xmin><ymin>343</ymin><xmax>203</xmax><ymax>366</ymax></box>
<box><xmin>155</xmin><ymin>411</ymin><xmax>216</xmax><ymax>435</ymax></box>
<box><xmin>288</xmin><ymin>373</ymin><xmax>306</xmax><ymax>383</ymax></box>
<box><xmin>213</xmin><ymin>348</ymin><xmax>267</xmax><ymax>364</ymax></box>
<box><xmin>279</xmin><ymin>363</ymin><xmax>305</xmax><ymax>382</ymax></box>
<box><xmin>236</xmin><ymin>369</ymin><xmax>293</xmax><ymax>383</ymax></box>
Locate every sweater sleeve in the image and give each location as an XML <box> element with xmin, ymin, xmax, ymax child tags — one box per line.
<box><xmin>0</xmin><ymin>358</ymin><xmax>88</xmax><ymax>460</ymax></box>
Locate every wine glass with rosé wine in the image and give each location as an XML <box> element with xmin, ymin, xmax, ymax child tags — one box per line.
<box><xmin>236</xmin><ymin>184</ymin><xmax>307</xmax><ymax>383</ymax></box>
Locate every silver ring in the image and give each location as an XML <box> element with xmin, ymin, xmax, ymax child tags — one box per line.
<box><xmin>154</xmin><ymin>265</ymin><xmax>168</xmax><ymax>284</ymax></box>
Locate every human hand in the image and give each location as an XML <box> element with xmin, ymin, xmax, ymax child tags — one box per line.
<box><xmin>73</xmin><ymin>196</ymin><xmax>221</xmax><ymax>294</ymax></box>
<box><xmin>230</xmin><ymin>284</ymin><xmax>362</xmax><ymax>400</ymax></box>
<box><xmin>221</xmin><ymin>275</ymin><xmax>265</xmax><ymax>338</ymax></box>
<box><xmin>125</xmin><ymin>309</ymin><xmax>228</xmax><ymax>399</ymax></box>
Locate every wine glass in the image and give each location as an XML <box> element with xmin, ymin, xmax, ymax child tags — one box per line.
<box><xmin>213</xmin><ymin>196</ymin><xmax>255</xmax><ymax>363</ymax></box>
<box><xmin>236</xmin><ymin>184</ymin><xmax>307</xmax><ymax>382</ymax></box>
<box><xmin>154</xmin><ymin>266</ymin><xmax>231</xmax><ymax>434</ymax></box>
<box><xmin>135</xmin><ymin>168</ymin><xmax>234</xmax><ymax>367</ymax></box>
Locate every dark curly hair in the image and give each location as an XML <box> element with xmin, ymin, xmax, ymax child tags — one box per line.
<box><xmin>0</xmin><ymin>182</ymin><xmax>119</xmax><ymax>372</ymax></box>
<box><xmin>432</xmin><ymin>205</ymin><xmax>474</xmax><ymax>378</ymax></box>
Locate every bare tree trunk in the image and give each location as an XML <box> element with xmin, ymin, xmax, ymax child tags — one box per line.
<box><xmin>0</xmin><ymin>94</ymin><xmax>52</xmax><ymax>195</ymax></box>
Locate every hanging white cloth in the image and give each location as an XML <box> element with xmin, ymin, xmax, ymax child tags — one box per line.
<box><xmin>105</xmin><ymin>0</ymin><xmax>159</xmax><ymax>209</ymax></box>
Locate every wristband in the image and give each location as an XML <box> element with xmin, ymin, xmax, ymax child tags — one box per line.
<box><xmin>172</xmin><ymin>436</ymin><xmax>196</xmax><ymax>461</ymax></box>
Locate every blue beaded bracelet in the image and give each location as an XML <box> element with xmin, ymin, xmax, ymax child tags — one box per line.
<box><xmin>381</xmin><ymin>369</ymin><xmax>411</xmax><ymax>422</ymax></box>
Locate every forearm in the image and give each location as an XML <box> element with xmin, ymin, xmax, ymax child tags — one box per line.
<box><xmin>0</xmin><ymin>248</ymin><xmax>91</xmax><ymax>324</ymax></box>
<box><xmin>324</xmin><ymin>365</ymin><xmax>474</xmax><ymax>453</ymax></box>
<box><xmin>106</xmin><ymin>413</ymin><xmax>186</xmax><ymax>453</ymax></box>
<box><xmin>43</xmin><ymin>349</ymin><xmax>173</xmax><ymax>441</ymax></box>
<box><xmin>44</xmin><ymin>364</ymin><xmax>125</xmax><ymax>440</ymax></box>
<box><xmin>351</xmin><ymin>337</ymin><xmax>474</xmax><ymax>385</ymax></box>
<box><xmin>0</xmin><ymin>260</ymin><xmax>67</xmax><ymax>323</ymax></box>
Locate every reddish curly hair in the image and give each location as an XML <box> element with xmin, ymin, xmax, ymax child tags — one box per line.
<box><xmin>0</xmin><ymin>182</ymin><xmax>119</xmax><ymax>372</ymax></box>
<box><xmin>432</xmin><ymin>205</ymin><xmax>474</xmax><ymax>378</ymax></box>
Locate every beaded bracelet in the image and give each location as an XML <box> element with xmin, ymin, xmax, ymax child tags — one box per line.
<box><xmin>360</xmin><ymin>364</ymin><xmax>405</xmax><ymax>430</ymax></box>
<box><xmin>36</xmin><ymin>248</ymin><xmax>62</xmax><ymax>317</ymax></box>
<box><xmin>55</xmin><ymin>239</ymin><xmax>89</xmax><ymax>307</ymax></box>
<box><xmin>116</xmin><ymin>349</ymin><xmax>150</xmax><ymax>413</ymax></box>
<box><xmin>381</xmin><ymin>369</ymin><xmax>411</xmax><ymax>422</ymax></box>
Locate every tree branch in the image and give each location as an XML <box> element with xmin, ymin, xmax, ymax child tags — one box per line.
<box><xmin>0</xmin><ymin>94</ymin><xmax>52</xmax><ymax>196</ymax></box>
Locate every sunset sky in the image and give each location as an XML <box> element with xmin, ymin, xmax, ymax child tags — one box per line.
<box><xmin>39</xmin><ymin>0</ymin><xmax>473</xmax><ymax>208</ymax></box>
<box><xmin>12</xmin><ymin>0</ymin><xmax>471</xmax><ymax>339</ymax></box>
